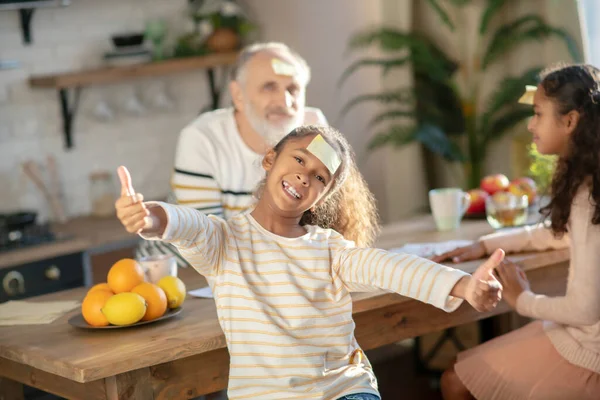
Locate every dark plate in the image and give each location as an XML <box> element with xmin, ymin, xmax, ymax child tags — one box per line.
<box><xmin>68</xmin><ymin>307</ymin><xmax>182</xmax><ymax>330</ymax></box>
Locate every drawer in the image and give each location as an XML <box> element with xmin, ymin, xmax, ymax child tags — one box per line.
<box><xmin>0</xmin><ymin>252</ymin><xmax>85</xmax><ymax>303</ymax></box>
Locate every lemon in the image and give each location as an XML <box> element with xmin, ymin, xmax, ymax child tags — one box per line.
<box><xmin>157</xmin><ymin>276</ymin><xmax>186</xmax><ymax>309</ymax></box>
<box><xmin>101</xmin><ymin>292</ymin><xmax>147</xmax><ymax>326</ymax></box>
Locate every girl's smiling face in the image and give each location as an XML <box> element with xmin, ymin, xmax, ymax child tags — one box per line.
<box><xmin>261</xmin><ymin>134</ymin><xmax>337</xmax><ymax>215</ymax></box>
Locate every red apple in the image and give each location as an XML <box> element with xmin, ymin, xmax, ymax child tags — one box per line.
<box><xmin>466</xmin><ymin>189</ymin><xmax>489</xmax><ymax>214</ymax></box>
<box><xmin>508</xmin><ymin>177</ymin><xmax>537</xmax><ymax>204</ymax></box>
<box><xmin>480</xmin><ymin>174</ymin><xmax>510</xmax><ymax>195</ymax></box>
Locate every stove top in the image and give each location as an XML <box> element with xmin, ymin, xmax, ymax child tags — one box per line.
<box><xmin>0</xmin><ymin>223</ymin><xmax>57</xmax><ymax>253</ymax></box>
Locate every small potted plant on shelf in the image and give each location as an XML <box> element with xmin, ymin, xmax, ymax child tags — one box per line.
<box><xmin>175</xmin><ymin>0</ymin><xmax>256</xmax><ymax>58</ymax></box>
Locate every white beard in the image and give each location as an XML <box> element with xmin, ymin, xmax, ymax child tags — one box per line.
<box><xmin>244</xmin><ymin>100</ymin><xmax>304</xmax><ymax>146</ymax></box>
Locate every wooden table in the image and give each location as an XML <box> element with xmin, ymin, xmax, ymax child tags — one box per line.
<box><xmin>0</xmin><ymin>216</ymin><xmax>569</xmax><ymax>400</ymax></box>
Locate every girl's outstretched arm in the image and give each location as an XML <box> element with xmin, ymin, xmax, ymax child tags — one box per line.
<box><xmin>432</xmin><ymin>223</ymin><xmax>569</xmax><ymax>264</ymax></box>
<box><xmin>331</xmin><ymin>233</ymin><xmax>504</xmax><ymax>312</ymax></box>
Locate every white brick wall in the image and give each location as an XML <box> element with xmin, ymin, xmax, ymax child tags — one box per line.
<box><xmin>0</xmin><ymin>0</ymin><xmax>213</xmax><ymax>221</ymax></box>
<box><xmin>0</xmin><ymin>0</ymin><xmax>397</xmax><ymax>223</ymax></box>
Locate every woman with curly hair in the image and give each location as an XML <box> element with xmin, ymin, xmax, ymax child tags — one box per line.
<box><xmin>116</xmin><ymin>125</ymin><xmax>504</xmax><ymax>400</ymax></box>
<box><xmin>435</xmin><ymin>64</ymin><xmax>600</xmax><ymax>400</ymax></box>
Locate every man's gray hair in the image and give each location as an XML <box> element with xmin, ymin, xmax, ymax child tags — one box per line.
<box><xmin>231</xmin><ymin>42</ymin><xmax>311</xmax><ymax>86</ymax></box>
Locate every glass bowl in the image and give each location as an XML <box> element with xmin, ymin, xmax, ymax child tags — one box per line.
<box><xmin>485</xmin><ymin>192</ymin><xmax>529</xmax><ymax>229</ymax></box>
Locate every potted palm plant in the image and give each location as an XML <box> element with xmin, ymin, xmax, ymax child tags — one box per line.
<box><xmin>339</xmin><ymin>0</ymin><xmax>581</xmax><ymax>189</ymax></box>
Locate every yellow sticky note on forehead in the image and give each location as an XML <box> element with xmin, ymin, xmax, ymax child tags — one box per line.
<box><xmin>518</xmin><ymin>85</ymin><xmax>537</xmax><ymax>105</ymax></box>
<box><xmin>306</xmin><ymin>134</ymin><xmax>341</xmax><ymax>175</ymax></box>
<box><xmin>271</xmin><ymin>58</ymin><xmax>296</xmax><ymax>76</ymax></box>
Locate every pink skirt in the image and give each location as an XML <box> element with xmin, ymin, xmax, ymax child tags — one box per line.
<box><xmin>454</xmin><ymin>321</ymin><xmax>600</xmax><ymax>400</ymax></box>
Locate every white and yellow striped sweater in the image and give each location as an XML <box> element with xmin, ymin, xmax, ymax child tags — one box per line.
<box><xmin>142</xmin><ymin>202</ymin><xmax>469</xmax><ymax>400</ymax></box>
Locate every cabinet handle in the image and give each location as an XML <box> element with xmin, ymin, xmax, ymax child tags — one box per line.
<box><xmin>3</xmin><ymin>271</ymin><xmax>25</xmax><ymax>296</ymax></box>
<box><xmin>45</xmin><ymin>265</ymin><xmax>61</xmax><ymax>280</ymax></box>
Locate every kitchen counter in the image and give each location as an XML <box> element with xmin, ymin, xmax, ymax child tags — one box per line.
<box><xmin>0</xmin><ymin>216</ymin><xmax>138</xmax><ymax>269</ymax></box>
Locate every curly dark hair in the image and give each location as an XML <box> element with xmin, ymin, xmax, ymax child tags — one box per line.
<box><xmin>538</xmin><ymin>64</ymin><xmax>600</xmax><ymax>235</ymax></box>
<box><xmin>258</xmin><ymin>125</ymin><xmax>380</xmax><ymax>247</ymax></box>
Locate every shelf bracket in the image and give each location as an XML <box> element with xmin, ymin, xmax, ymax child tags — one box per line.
<box><xmin>202</xmin><ymin>66</ymin><xmax>231</xmax><ymax>114</ymax></box>
<box><xmin>58</xmin><ymin>87</ymin><xmax>82</xmax><ymax>149</ymax></box>
<box><xmin>18</xmin><ymin>8</ymin><xmax>35</xmax><ymax>45</ymax></box>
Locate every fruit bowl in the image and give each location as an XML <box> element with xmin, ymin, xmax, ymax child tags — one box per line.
<box><xmin>68</xmin><ymin>307</ymin><xmax>182</xmax><ymax>330</ymax></box>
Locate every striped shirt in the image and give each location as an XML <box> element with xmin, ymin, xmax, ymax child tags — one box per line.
<box><xmin>137</xmin><ymin>107</ymin><xmax>327</xmax><ymax>265</ymax></box>
<box><xmin>142</xmin><ymin>203</ymin><xmax>469</xmax><ymax>400</ymax></box>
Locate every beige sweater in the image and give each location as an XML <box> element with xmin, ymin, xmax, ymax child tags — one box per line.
<box><xmin>481</xmin><ymin>185</ymin><xmax>600</xmax><ymax>374</ymax></box>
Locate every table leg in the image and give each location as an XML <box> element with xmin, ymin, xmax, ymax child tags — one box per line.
<box><xmin>105</xmin><ymin>368</ymin><xmax>154</xmax><ymax>400</ymax></box>
<box><xmin>0</xmin><ymin>377</ymin><xmax>24</xmax><ymax>400</ymax></box>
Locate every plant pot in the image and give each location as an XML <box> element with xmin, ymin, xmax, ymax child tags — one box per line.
<box><xmin>205</xmin><ymin>28</ymin><xmax>240</xmax><ymax>53</ymax></box>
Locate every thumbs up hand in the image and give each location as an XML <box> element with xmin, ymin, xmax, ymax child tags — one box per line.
<box><xmin>465</xmin><ymin>249</ymin><xmax>505</xmax><ymax>312</ymax></box>
<box><xmin>114</xmin><ymin>166</ymin><xmax>151</xmax><ymax>234</ymax></box>
<box><xmin>449</xmin><ymin>248</ymin><xmax>504</xmax><ymax>312</ymax></box>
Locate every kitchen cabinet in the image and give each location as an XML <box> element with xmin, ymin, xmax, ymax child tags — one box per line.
<box><xmin>0</xmin><ymin>251</ymin><xmax>85</xmax><ymax>303</ymax></box>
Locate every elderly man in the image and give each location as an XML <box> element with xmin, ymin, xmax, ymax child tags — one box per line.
<box><xmin>137</xmin><ymin>42</ymin><xmax>327</xmax><ymax>261</ymax></box>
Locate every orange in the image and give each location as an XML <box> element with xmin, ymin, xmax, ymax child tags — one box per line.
<box><xmin>131</xmin><ymin>282</ymin><xmax>167</xmax><ymax>321</ymax></box>
<box><xmin>81</xmin><ymin>290</ymin><xmax>113</xmax><ymax>327</ymax></box>
<box><xmin>107</xmin><ymin>258</ymin><xmax>145</xmax><ymax>294</ymax></box>
<box><xmin>88</xmin><ymin>282</ymin><xmax>113</xmax><ymax>295</ymax></box>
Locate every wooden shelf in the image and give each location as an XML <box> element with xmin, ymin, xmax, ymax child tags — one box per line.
<box><xmin>29</xmin><ymin>52</ymin><xmax>238</xmax><ymax>89</ymax></box>
<box><xmin>28</xmin><ymin>52</ymin><xmax>238</xmax><ymax>149</ymax></box>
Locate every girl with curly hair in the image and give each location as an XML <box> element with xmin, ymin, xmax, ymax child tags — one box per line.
<box><xmin>436</xmin><ymin>64</ymin><xmax>600</xmax><ymax>400</ymax></box>
<box><xmin>116</xmin><ymin>125</ymin><xmax>504</xmax><ymax>400</ymax></box>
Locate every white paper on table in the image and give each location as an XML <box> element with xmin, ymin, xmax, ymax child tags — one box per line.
<box><xmin>188</xmin><ymin>286</ymin><xmax>214</xmax><ymax>298</ymax></box>
<box><xmin>0</xmin><ymin>300</ymin><xmax>80</xmax><ymax>326</ymax></box>
<box><xmin>390</xmin><ymin>240</ymin><xmax>473</xmax><ymax>258</ymax></box>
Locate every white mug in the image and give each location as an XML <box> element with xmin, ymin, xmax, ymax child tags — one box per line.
<box><xmin>429</xmin><ymin>188</ymin><xmax>471</xmax><ymax>231</ymax></box>
<box><xmin>138</xmin><ymin>254</ymin><xmax>177</xmax><ymax>284</ymax></box>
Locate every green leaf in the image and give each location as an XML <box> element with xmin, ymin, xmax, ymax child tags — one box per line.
<box><xmin>345</xmin><ymin>28</ymin><xmax>458</xmax><ymax>82</ymax></box>
<box><xmin>483</xmin><ymin>15</ymin><xmax>582</xmax><ymax>68</ymax></box>
<box><xmin>348</xmin><ymin>28</ymin><xmax>415</xmax><ymax>51</ymax></box>
<box><xmin>238</xmin><ymin>21</ymin><xmax>256</xmax><ymax>36</ymax></box>
<box><xmin>411</xmin><ymin>41</ymin><xmax>459</xmax><ymax>82</ymax></box>
<box><xmin>414</xmin><ymin>123</ymin><xmax>466</xmax><ymax>161</ymax></box>
<box><xmin>551</xmin><ymin>27</ymin><xmax>583</xmax><ymax>62</ymax></box>
<box><xmin>479</xmin><ymin>0</ymin><xmax>508</xmax><ymax>34</ymax></box>
<box><xmin>368</xmin><ymin>125</ymin><xmax>418</xmax><ymax>149</ymax></box>
<box><xmin>368</xmin><ymin>110</ymin><xmax>417</xmax><ymax>128</ymax></box>
<box><xmin>415</xmin><ymin>72</ymin><xmax>465</xmax><ymax>135</ymax></box>
<box><xmin>425</xmin><ymin>0</ymin><xmax>455</xmax><ymax>31</ymax></box>
<box><xmin>484</xmin><ymin>107</ymin><xmax>533</xmax><ymax>142</ymax></box>
<box><xmin>339</xmin><ymin>89</ymin><xmax>414</xmax><ymax>118</ymax></box>
<box><xmin>480</xmin><ymin>67</ymin><xmax>542</xmax><ymax>132</ymax></box>
<box><xmin>337</xmin><ymin>56</ymin><xmax>411</xmax><ymax>88</ymax></box>
<box><xmin>368</xmin><ymin>123</ymin><xmax>465</xmax><ymax>162</ymax></box>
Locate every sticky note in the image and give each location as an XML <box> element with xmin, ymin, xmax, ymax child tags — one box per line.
<box><xmin>271</xmin><ymin>58</ymin><xmax>296</xmax><ymax>76</ymax></box>
<box><xmin>518</xmin><ymin>85</ymin><xmax>537</xmax><ymax>105</ymax></box>
<box><xmin>306</xmin><ymin>134</ymin><xmax>341</xmax><ymax>175</ymax></box>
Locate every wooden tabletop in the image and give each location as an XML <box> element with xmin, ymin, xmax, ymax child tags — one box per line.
<box><xmin>0</xmin><ymin>216</ymin><xmax>570</xmax><ymax>384</ymax></box>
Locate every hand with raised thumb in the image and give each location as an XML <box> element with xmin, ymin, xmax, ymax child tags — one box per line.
<box><xmin>464</xmin><ymin>249</ymin><xmax>505</xmax><ymax>312</ymax></box>
<box><xmin>114</xmin><ymin>166</ymin><xmax>150</xmax><ymax>234</ymax></box>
